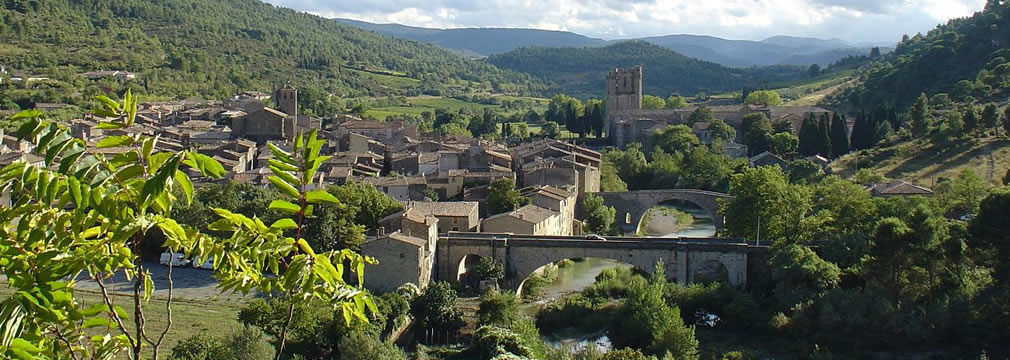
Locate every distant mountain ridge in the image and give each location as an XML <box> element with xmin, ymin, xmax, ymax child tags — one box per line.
<box><xmin>335</xmin><ymin>18</ymin><xmax>890</xmax><ymax>67</ymax></box>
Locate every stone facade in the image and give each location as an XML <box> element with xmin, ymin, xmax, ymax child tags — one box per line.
<box><xmin>596</xmin><ymin>189</ymin><xmax>733</xmax><ymax>234</ymax></box>
<box><xmin>512</xmin><ymin>139</ymin><xmax>601</xmax><ymax>195</ymax></box>
<box><xmin>606</xmin><ymin>66</ymin><xmax>643</xmax><ymax>114</ymax></box>
<box><xmin>436</xmin><ymin>234</ymin><xmax>757</xmax><ymax>292</ymax></box>
<box><xmin>523</xmin><ymin>186</ymin><xmax>577</xmax><ymax>236</ymax></box>
<box><xmin>362</xmin><ymin>211</ymin><xmax>439</xmax><ymax>293</ymax></box>
<box><xmin>481</xmin><ymin>205</ymin><xmax>564</xmax><ymax>236</ymax></box>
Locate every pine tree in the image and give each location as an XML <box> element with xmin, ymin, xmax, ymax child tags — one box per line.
<box><xmin>910</xmin><ymin>93</ymin><xmax>931</xmax><ymax>136</ymax></box>
<box><xmin>873</xmin><ymin>120</ymin><xmax>893</xmax><ymax>144</ymax></box>
<box><xmin>829</xmin><ymin>112</ymin><xmax>850</xmax><ymax>158</ymax></box>
<box><xmin>964</xmin><ymin>106</ymin><xmax>980</xmax><ymax>136</ymax></box>
<box><xmin>982</xmin><ymin>103</ymin><xmax>998</xmax><ymax>135</ymax></box>
<box><xmin>1002</xmin><ymin>106</ymin><xmax>1010</xmax><ymax>137</ymax></box>
<box><xmin>798</xmin><ymin>113</ymin><xmax>821</xmax><ymax>156</ymax></box>
<box><xmin>817</xmin><ymin>113</ymin><xmax>832</xmax><ymax>157</ymax></box>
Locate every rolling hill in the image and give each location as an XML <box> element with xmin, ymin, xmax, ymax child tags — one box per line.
<box><xmin>335</xmin><ymin>18</ymin><xmax>887</xmax><ymax>67</ymax></box>
<box><xmin>486</xmin><ymin>41</ymin><xmax>807</xmax><ymax>98</ymax></box>
<box><xmin>335</xmin><ymin>18</ymin><xmax>609</xmax><ymax>57</ymax></box>
<box><xmin>0</xmin><ymin>0</ymin><xmax>549</xmax><ymax>102</ymax></box>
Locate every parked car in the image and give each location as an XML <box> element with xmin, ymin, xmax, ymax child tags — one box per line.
<box><xmin>159</xmin><ymin>252</ymin><xmax>190</xmax><ymax>267</ymax></box>
<box><xmin>192</xmin><ymin>256</ymin><xmax>214</xmax><ymax>270</ymax></box>
<box><xmin>585</xmin><ymin>234</ymin><xmax>606</xmax><ymax>241</ymax></box>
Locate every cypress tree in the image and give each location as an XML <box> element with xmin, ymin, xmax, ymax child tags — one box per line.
<box><xmin>817</xmin><ymin>113</ymin><xmax>832</xmax><ymax>158</ymax></box>
<box><xmin>798</xmin><ymin>113</ymin><xmax>821</xmax><ymax>156</ymax></box>
<box><xmin>850</xmin><ymin>111</ymin><xmax>865</xmax><ymax>150</ymax></box>
<box><xmin>829</xmin><ymin>112</ymin><xmax>850</xmax><ymax>158</ymax></box>
<box><xmin>982</xmin><ymin>103</ymin><xmax>998</xmax><ymax>134</ymax></box>
<box><xmin>910</xmin><ymin>93</ymin><xmax>930</xmax><ymax>136</ymax></box>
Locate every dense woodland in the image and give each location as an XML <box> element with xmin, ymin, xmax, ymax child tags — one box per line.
<box><xmin>846</xmin><ymin>0</ymin><xmax>1010</xmax><ymax>109</ymax></box>
<box><xmin>487</xmin><ymin>41</ymin><xmax>807</xmax><ymax>98</ymax></box>
<box><xmin>0</xmin><ymin>0</ymin><xmax>549</xmax><ymax>107</ymax></box>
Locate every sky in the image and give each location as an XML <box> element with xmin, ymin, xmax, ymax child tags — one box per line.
<box><xmin>264</xmin><ymin>0</ymin><xmax>986</xmax><ymax>45</ymax></box>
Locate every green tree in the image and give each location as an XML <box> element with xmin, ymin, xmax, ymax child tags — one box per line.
<box><xmin>653</xmin><ymin>124</ymin><xmax>699</xmax><ymax>153</ymax></box>
<box><xmin>981</xmin><ymin>103</ymin><xmax>999</xmax><ymax>134</ymax></box>
<box><xmin>541</xmin><ymin>121</ymin><xmax>561</xmax><ymax>139</ymax></box>
<box><xmin>1002</xmin><ymin>106</ymin><xmax>1010</xmax><ymax>137</ymax></box>
<box><xmin>471</xmin><ymin>257</ymin><xmax>505</xmax><ymax>284</ymax></box>
<box><xmin>477</xmin><ymin>290</ymin><xmax>520</xmax><ymax>328</ymax></box>
<box><xmin>610</xmin><ymin>264</ymin><xmax>699</xmax><ymax>359</ymax></box>
<box><xmin>410</xmin><ymin>282</ymin><xmax>465</xmax><ymax>338</ymax></box>
<box><xmin>580</xmin><ymin>193</ymin><xmax>617</xmax><ymax>234</ymax></box>
<box><xmin>687</xmin><ymin>106</ymin><xmax>715</xmax><ymax>125</ymax></box>
<box><xmin>797</xmin><ymin>113</ymin><xmax>821</xmax><ymax>156</ymax></box>
<box><xmin>964</xmin><ymin>105</ymin><xmax>980</xmax><ymax>136</ymax></box>
<box><xmin>721</xmin><ymin>166</ymin><xmax>815</xmax><ymax>244</ymax></box>
<box><xmin>934</xmin><ymin>169</ymin><xmax>988</xmax><ymax>216</ymax></box>
<box><xmin>0</xmin><ymin>100</ymin><xmax>374</xmax><ymax>360</ymax></box>
<box><xmin>770</xmin><ymin>132</ymin><xmax>799</xmax><ymax>155</ymax></box>
<box><xmin>829</xmin><ymin>113</ymin><xmax>849</xmax><ymax>158</ymax></box>
<box><xmin>910</xmin><ymin>92</ymin><xmax>931</xmax><ymax>136</ymax></box>
<box><xmin>487</xmin><ymin>178</ymin><xmax>529</xmax><ymax>214</ymax></box>
<box><xmin>808</xmin><ymin>64</ymin><xmax>822</xmax><ymax>77</ymax></box>
<box><xmin>708</xmin><ymin>118</ymin><xmax>736</xmax><ymax>144</ymax></box>
<box><xmin>643</xmin><ymin>95</ymin><xmax>666</xmax><ymax>109</ymax></box>
<box><xmin>743</xmin><ymin>90</ymin><xmax>782</xmax><ymax>106</ymax></box>
<box><xmin>970</xmin><ymin>187</ymin><xmax>1010</xmax><ymax>271</ymax></box>
<box><xmin>741</xmin><ymin>112</ymin><xmax>773</xmax><ymax>155</ymax></box>
<box><xmin>600</xmin><ymin>161</ymin><xmax>629</xmax><ymax>192</ymax></box>
<box><xmin>769</xmin><ymin>244</ymin><xmax>841</xmax><ymax>308</ymax></box>
<box><xmin>585</xmin><ymin>99</ymin><xmax>606</xmax><ymax>138</ymax></box>
<box><xmin>816</xmin><ymin>114</ymin><xmax>833</xmax><ymax>158</ymax></box>
<box><xmin>665</xmin><ymin>95</ymin><xmax>688</xmax><ymax>109</ymax></box>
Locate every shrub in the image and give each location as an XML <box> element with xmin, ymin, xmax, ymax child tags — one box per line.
<box><xmin>338</xmin><ymin>332</ymin><xmax>408</xmax><ymax>360</ymax></box>
<box><xmin>171</xmin><ymin>332</ymin><xmax>227</xmax><ymax>360</ymax></box>
<box><xmin>472</xmin><ymin>326</ymin><xmax>533</xmax><ymax>359</ymax></box>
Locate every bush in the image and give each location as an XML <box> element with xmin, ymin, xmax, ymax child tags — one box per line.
<box><xmin>536</xmin><ymin>294</ymin><xmax>612</xmax><ymax>333</ymax></box>
<box><xmin>478</xmin><ymin>290</ymin><xmax>521</xmax><ymax>327</ymax></box>
<box><xmin>170</xmin><ymin>328</ymin><xmax>274</xmax><ymax>360</ymax></box>
<box><xmin>171</xmin><ymin>331</ymin><xmax>227</xmax><ymax>360</ymax></box>
<box><xmin>338</xmin><ymin>332</ymin><xmax>408</xmax><ymax>360</ymax></box>
<box><xmin>472</xmin><ymin>326</ymin><xmax>534</xmax><ymax>359</ymax></box>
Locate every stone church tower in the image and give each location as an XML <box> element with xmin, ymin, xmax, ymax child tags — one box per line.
<box><xmin>274</xmin><ymin>85</ymin><xmax>297</xmax><ymax>116</ymax></box>
<box><xmin>606</xmin><ymin>66</ymin><xmax>643</xmax><ymax>112</ymax></box>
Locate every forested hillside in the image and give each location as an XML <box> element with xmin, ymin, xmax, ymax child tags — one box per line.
<box><xmin>0</xmin><ymin>0</ymin><xmax>549</xmax><ymax>102</ymax></box>
<box><xmin>487</xmin><ymin>41</ymin><xmax>807</xmax><ymax>98</ymax></box>
<box><xmin>335</xmin><ymin>19</ymin><xmax>609</xmax><ymax>57</ymax></box>
<box><xmin>847</xmin><ymin>0</ymin><xmax>1010</xmax><ymax>109</ymax></box>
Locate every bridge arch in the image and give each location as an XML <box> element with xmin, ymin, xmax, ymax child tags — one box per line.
<box><xmin>596</xmin><ymin>190</ymin><xmax>733</xmax><ymax>235</ymax></box>
<box><xmin>515</xmin><ymin>257</ymin><xmax>644</xmax><ymax>299</ymax></box>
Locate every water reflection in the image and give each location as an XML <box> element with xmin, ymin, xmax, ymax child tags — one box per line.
<box><xmin>532</xmin><ymin>202</ymin><xmax>717</xmax><ymax>351</ymax></box>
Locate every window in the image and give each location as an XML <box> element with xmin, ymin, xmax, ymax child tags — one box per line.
<box><xmin>452</xmin><ymin>227</ymin><xmax>459</xmax><ymax>231</ymax></box>
<box><xmin>399</xmin><ymin>253</ymin><xmax>405</xmax><ymax>259</ymax></box>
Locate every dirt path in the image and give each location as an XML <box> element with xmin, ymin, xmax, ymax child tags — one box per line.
<box><xmin>785</xmin><ymin>79</ymin><xmax>855</xmax><ymax>106</ymax></box>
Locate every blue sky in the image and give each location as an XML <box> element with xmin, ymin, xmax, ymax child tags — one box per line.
<box><xmin>265</xmin><ymin>0</ymin><xmax>985</xmax><ymax>44</ymax></box>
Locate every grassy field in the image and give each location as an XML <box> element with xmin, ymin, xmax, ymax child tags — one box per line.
<box><xmin>361</xmin><ymin>95</ymin><xmax>549</xmax><ymax>121</ymax></box>
<box><xmin>830</xmin><ymin>137</ymin><xmax>1010</xmax><ymax>186</ymax></box>
<box><xmin>0</xmin><ymin>284</ymin><xmax>245</xmax><ymax>358</ymax></box>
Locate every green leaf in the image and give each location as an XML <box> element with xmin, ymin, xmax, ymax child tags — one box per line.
<box><xmin>270</xmin><ymin>218</ymin><xmax>298</xmax><ymax>230</ymax></box>
<box><xmin>81</xmin><ymin>304</ymin><xmax>110</xmax><ymax>317</ymax></box>
<box><xmin>9</xmin><ymin>109</ymin><xmax>44</xmax><ymax>122</ymax></box>
<box><xmin>95</xmin><ymin>95</ymin><xmax>121</xmax><ymax>113</ymax></box>
<box><xmin>174</xmin><ymin>170</ymin><xmax>193</xmax><ymax>206</ymax></box>
<box><xmin>112</xmin><ymin>305</ymin><xmax>129</xmax><ymax>320</ymax></box>
<box><xmin>82</xmin><ymin>317</ymin><xmax>113</xmax><ymax>329</ymax></box>
<box><xmin>305</xmin><ymin>189</ymin><xmax>340</xmax><ymax>205</ymax></box>
<box><xmin>96</xmin><ymin>135</ymin><xmax>134</xmax><ymax>148</ymax></box>
<box><xmin>96</xmin><ymin>121</ymin><xmax>126</xmax><ymax>130</ymax></box>
<box><xmin>268</xmin><ymin>175</ymin><xmax>300</xmax><ymax>199</ymax></box>
<box><xmin>268</xmin><ymin>200</ymin><xmax>300</xmax><ymax>214</ymax></box>
<box><xmin>143</xmin><ymin>272</ymin><xmax>154</xmax><ymax>302</ymax></box>
<box><xmin>183</xmin><ymin>152</ymin><xmax>226</xmax><ymax>179</ymax></box>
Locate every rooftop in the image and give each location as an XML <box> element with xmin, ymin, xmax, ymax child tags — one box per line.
<box><xmin>485</xmin><ymin>204</ymin><xmax>558</xmax><ymax>224</ymax></box>
<box><xmin>403</xmin><ymin>201</ymin><xmax>479</xmax><ymax>218</ymax></box>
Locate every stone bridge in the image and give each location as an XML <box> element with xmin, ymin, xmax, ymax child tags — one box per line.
<box><xmin>596</xmin><ymin>190</ymin><xmax>734</xmax><ymax>234</ymax></box>
<box><xmin>436</xmin><ymin>233</ymin><xmax>764</xmax><ymax>292</ymax></box>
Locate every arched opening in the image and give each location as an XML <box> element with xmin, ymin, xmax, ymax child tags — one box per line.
<box><xmin>456</xmin><ymin>254</ymin><xmax>485</xmax><ymax>283</ymax></box>
<box><xmin>636</xmin><ymin>199</ymin><xmax>715</xmax><ymax>238</ymax></box>
<box><xmin>516</xmin><ymin>257</ymin><xmax>644</xmax><ymax>301</ymax></box>
<box><xmin>692</xmin><ymin>259</ymin><xmax>729</xmax><ymax>284</ymax></box>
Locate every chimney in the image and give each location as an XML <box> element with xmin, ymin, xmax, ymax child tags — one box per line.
<box><xmin>378</xmin><ymin>227</ymin><xmax>385</xmax><ymax>237</ymax></box>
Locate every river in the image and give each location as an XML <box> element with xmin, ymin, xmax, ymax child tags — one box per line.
<box><xmin>536</xmin><ymin>202</ymin><xmax>716</xmax><ymax>352</ymax></box>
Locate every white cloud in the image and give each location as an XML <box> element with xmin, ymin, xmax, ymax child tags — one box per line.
<box><xmin>266</xmin><ymin>0</ymin><xmax>986</xmax><ymax>43</ymax></box>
